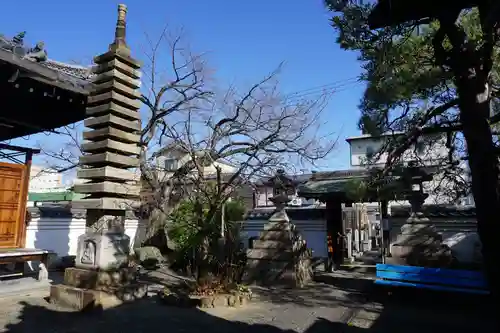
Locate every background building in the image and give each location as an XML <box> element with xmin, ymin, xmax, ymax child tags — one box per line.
<box><xmin>29</xmin><ymin>166</ymin><xmax>64</xmax><ymax>193</ymax></box>
<box><xmin>345</xmin><ymin>132</ymin><xmax>471</xmax><ymax>206</ymax></box>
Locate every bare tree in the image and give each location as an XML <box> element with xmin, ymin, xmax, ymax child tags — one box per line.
<box><xmin>137</xmin><ymin>29</ymin><xmax>336</xmax><ymax>259</ymax></box>
<box><xmin>37</xmin><ymin>122</ymin><xmax>83</xmax><ymax>174</ymax></box>
<box><xmin>38</xmin><ymin>29</ymin><xmax>337</xmax><ymax>261</ymax></box>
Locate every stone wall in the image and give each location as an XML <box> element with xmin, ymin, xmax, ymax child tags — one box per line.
<box><xmin>243</xmin><ymin>208</ymin><xmax>328</xmax><ymax>258</ymax></box>
<box><xmin>243</xmin><ymin>209</ymin><xmax>480</xmax><ymax>265</ymax></box>
<box><xmin>25</xmin><ymin>205</ymin><xmax>145</xmax><ymax>268</ymax></box>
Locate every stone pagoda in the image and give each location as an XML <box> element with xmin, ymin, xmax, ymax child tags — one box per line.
<box><xmin>389</xmin><ymin>163</ymin><xmax>454</xmax><ymax>267</ymax></box>
<box><xmin>50</xmin><ymin>4</ymin><xmax>146</xmax><ymax>311</ymax></box>
<box><xmin>243</xmin><ymin>169</ymin><xmax>312</xmax><ymax>287</ymax></box>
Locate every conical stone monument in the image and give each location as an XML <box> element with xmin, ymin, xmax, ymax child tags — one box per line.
<box><xmin>389</xmin><ymin>163</ymin><xmax>454</xmax><ymax>267</ymax></box>
<box><xmin>243</xmin><ymin>170</ymin><xmax>312</xmax><ymax>287</ymax></box>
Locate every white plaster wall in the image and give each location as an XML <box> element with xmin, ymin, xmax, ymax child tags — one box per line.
<box><xmin>242</xmin><ymin>216</ymin><xmax>479</xmax><ymax>264</ymax></box>
<box><xmin>25</xmin><ymin>217</ymin><xmax>142</xmax><ymax>259</ymax></box>
<box><xmin>388</xmin><ymin>219</ymin><xmax>480</xmax><ymax>264</ymax></box>
<box><xmin>241</xmin><ymin>219</ymin><xmax>328</xmax><ymax>258</ymax></box>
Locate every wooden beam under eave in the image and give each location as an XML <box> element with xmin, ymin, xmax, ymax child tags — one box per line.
<box><xmin>0</xmin><ymin>143</ymin><xmax>40</xmax><ymax>154</ymax></box>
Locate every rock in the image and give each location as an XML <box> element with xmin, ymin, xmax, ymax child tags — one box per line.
<box><xmin>227</xmin><ymin>295</ymin><xmax>238</xmax><ymax>307</ymax></box>
<box><xmin>199</xmin><ymin>296</ymin><xmax>214</xmax><ymax>308</ymax></box>
<box><xmin>213</xmin><ymin>295</ymin><xmax>229</xmax><ymax>307</ymax></box>
<box><xmin>134</xmin><ymin>246</ymin><xmax>163</xmax><ymax>269</ymax></box>
<box><xmin>239</xmin><ymin>294</ymin><xmax>248</xmax><ymax>306</ymax></box>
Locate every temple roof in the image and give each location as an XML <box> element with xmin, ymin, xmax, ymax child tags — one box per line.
<box><xmin>246</xmin><ymin>207</ymin><xmax>327</xmax><ymax>221</ymax></box>
<box><xmin>297</xmin><ymin>166</ymin><xmax>440</xmax><ymax>201</ymax></box>
<box><xmin>254</xmin><ymin>173</ymin><xmax>312</xmax><ymax>187</ymax></box>
<box><xmin>0</xmin><ymin>32</ymin><xmax>95</xmax><ymax>141</ymax></box>
<box><xmin>297</xmin><ymin>169</ymin><xmax>377</xmax><ymax>200</ymax></box>
<box><xmin>244</xmin><ymin>205</ymin><xmax>476</xmax><ymax>221</ymax></box>
<box><xmin>0</xmin><ymin>32</ymin><xmax>94</xmax><ymax>92</ymax></box>
<box><xmin>391</xmin><ymin>205</ymin><xmax>476</xmax><ymax>218</ymax></box>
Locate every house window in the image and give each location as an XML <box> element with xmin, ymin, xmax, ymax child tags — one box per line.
<box><xmin>164</xmin><ymin>158</ymin><xmax>178</xmax><ymax>171</ymax></box>
<box><xmin>366</xmin><ymin>146</ymin><xmax>375</xmax><ymax>159</ymax></box>
<box><xmin>415</xmin><ymin>140</ymin><xmax>425</xmax><ymax>155</ymax></box>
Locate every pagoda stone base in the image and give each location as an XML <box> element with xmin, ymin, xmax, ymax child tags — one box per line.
<box><xmin>50</xmin><ymin>220</ymin><xmax>147</xmax><ymax>311</ymax></box>
<box><xmin>50</xmin><ymin>267</ymin><xmax>147</xmax><ymax>311</ymax></box>
<box><xmin>75</xmin><ymin>231</ymin><xmax>131</xmax><ymax>270</ymax></box>
<box><xmin>243</xmin><ymin>222</ymin><xmax>312</xmax><ymax>287</ymax></box>
<box><xmin>389</xmin><ymin>221</ymin><xmax>455</xmax><ymax>268</ymax></box>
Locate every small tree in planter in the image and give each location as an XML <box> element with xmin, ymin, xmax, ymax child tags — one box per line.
<box><xmin>168</xmin><ymin>197</ymin><xmax>247</xmax><ymax>294</ymax></box>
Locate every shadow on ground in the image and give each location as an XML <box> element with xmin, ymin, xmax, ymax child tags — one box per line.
<box><xmin>3</xmin><ymin>297</ymin><xmax>365</xmax><ymax>333</ymax></box>
<box><xmin>3</xmin><ymin>269</ymin><xmax>498</xmax><ymax>333</ymax></box>
<box><xmin>4</xmin><ymin>288</ymin><xmax>497</xmax><ymax>333</ymax></box>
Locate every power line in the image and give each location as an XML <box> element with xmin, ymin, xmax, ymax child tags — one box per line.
<box><xmin>234</xmin><ymin>75</ymin><xmax>362</xmax><ymax>102</ymax></box>
<box><xmin>284</xmin><ymin>78</ymin><xmax>362</xmax><ymax>101</ymax></box>
<box><xmin>285</xmin><ymin>76</ymin><xmax>360</xmax><ymax>98</ymax></box>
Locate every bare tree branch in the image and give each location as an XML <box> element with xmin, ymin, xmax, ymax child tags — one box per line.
<box><xmin>37</xmin><ymin>27</ymin><xmax>337</xmax><ymax>247</ymax></box>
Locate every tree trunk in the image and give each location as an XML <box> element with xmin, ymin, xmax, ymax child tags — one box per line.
<box><xmin>196</xmin><ymin>235</ymin><xmax>211</xmax><ymax>284</ymax></box>
<box><xmin>457</xmin><ymin>78</ymin><xmax>500</xmax><ymax>300</ymax></box>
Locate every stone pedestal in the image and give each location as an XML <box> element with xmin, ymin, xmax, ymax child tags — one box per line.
<box><xmin>243</xmin><ymin>209</ymin><xmax>312</xmax><ymax>287</ymax></box>
<box><xmin>76</xmin><ymin>231</ymin><xmax>130</xmax><ymax>270</ymax></box>
<box><xmin>50</xmin><ymin>215</ymin><xmax>147</xmax><ymax>311</ymax></box>
<box><xmin>50</xmin><ymin>267</ymin><xmax>147</xmax><ymax>311</ymax></box>
<box><xmin>389</xmin><ymin>215</ymin><xmax>454</xmax><ymax>267</ymax></box>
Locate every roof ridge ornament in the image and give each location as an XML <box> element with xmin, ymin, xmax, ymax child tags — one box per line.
<box><xmin>109</xmin><ymin>4</ymin><xmax>130</xmax><ymax>55</ymax></box>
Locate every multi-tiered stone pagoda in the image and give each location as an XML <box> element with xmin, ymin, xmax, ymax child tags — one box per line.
<box><xmin>50</xmin><ymin>4</ymin><xmax>146</xmax><ymax>311</ymax></box>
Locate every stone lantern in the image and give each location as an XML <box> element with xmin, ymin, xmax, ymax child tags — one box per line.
<box><xmin>268</xmin><ymin>169</ymin><xmax>293</xmax><ymax>222</ymax></box>
<box><xmin>390</xmin><ymin>163</ymin><xmax>454</xmax><ymax>267</ymax></box>
<box><xmin>402</xmin><ymin>162</ymin><xmax>433</xmax><ymax>222</ymax></box>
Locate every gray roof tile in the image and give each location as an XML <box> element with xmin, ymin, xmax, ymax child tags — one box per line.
<box><xmin>0</xmin><ymin>32</ymin><xmax>94</xmax><ymax>89</ymax></box>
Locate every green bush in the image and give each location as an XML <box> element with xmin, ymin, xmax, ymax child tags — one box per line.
<box><xmin>168</xmin><ymin>198</ymin><xmax>246</xmax><ymax>283</ymax></box>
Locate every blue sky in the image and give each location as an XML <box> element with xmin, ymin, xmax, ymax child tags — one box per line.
<box><xmin>1</xmin><ymin>0</ymin><xmax>365</xmax><ymax>171</ymax></box>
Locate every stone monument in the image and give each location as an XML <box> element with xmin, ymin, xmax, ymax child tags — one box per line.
<box><xmin>243</xmin><ymin>169</ymin><xmax>312</xmax><ymax>287</ymax></box>
<box><xmin>389</xmin><ymin>163</ymin><xmax>454</xmax><ymax>267</ymax></box>
<box><xmin>50</xmin><ymin>4</ymin><xmax>147</xmax><ymax>311</ymax></box>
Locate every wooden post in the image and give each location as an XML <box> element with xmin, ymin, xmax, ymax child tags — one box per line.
<box><xmin>17</xmin><ymin>150</ymin><xmax>33</xmax><ymax>248</ymax></box>
<box><xmin>326</xmin><ymin>199</ymin><xmax>343</xmax><ymax>272</ymax></box>
<box><xmin>380</xmin><ymin>200</ymin><xmax>389</xmax><ymax>262</ymax></box>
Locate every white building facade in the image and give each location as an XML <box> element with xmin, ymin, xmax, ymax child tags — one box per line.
<box><xmin>29</xmin><ymin>165</ymin><xmax>64</xmax><ymax>193</ymax></box>
<box><xmin>345</xmin><ymin>132</ymin><xmax>471</xmax><ymax>206</ymax></box>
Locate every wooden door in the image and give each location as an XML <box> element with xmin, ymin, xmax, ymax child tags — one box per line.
<box><xmin>0</xmin><ymin>162</ymin><xmax>27</xmax><ymax>249</ymax></box>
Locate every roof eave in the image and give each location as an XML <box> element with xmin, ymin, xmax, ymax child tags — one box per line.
<box><xmin>0</xmin><ymin>48</ymin><xmax>93</xmax><ymax>95</ymax></box>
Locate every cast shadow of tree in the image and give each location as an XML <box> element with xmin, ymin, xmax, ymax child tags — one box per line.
<box><xmin>309</xmin><ymin>272</ymin><xmax>497</xmax><ymax>332</ymax></box>
<box><xmin>4</xmin><ymin>291</ymin><xmax>496</xmax><ymax>333</ymax></box>
<box><xmin>4</xmin><ymin>298</ymin><xmax>364</xmax><ymax>333</ymax></box>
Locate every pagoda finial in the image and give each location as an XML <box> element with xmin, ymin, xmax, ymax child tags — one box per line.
<box><xmin>109</xmin><ymin>4</ymin><xmax>129</xmax><ymax>54</ymax></box>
